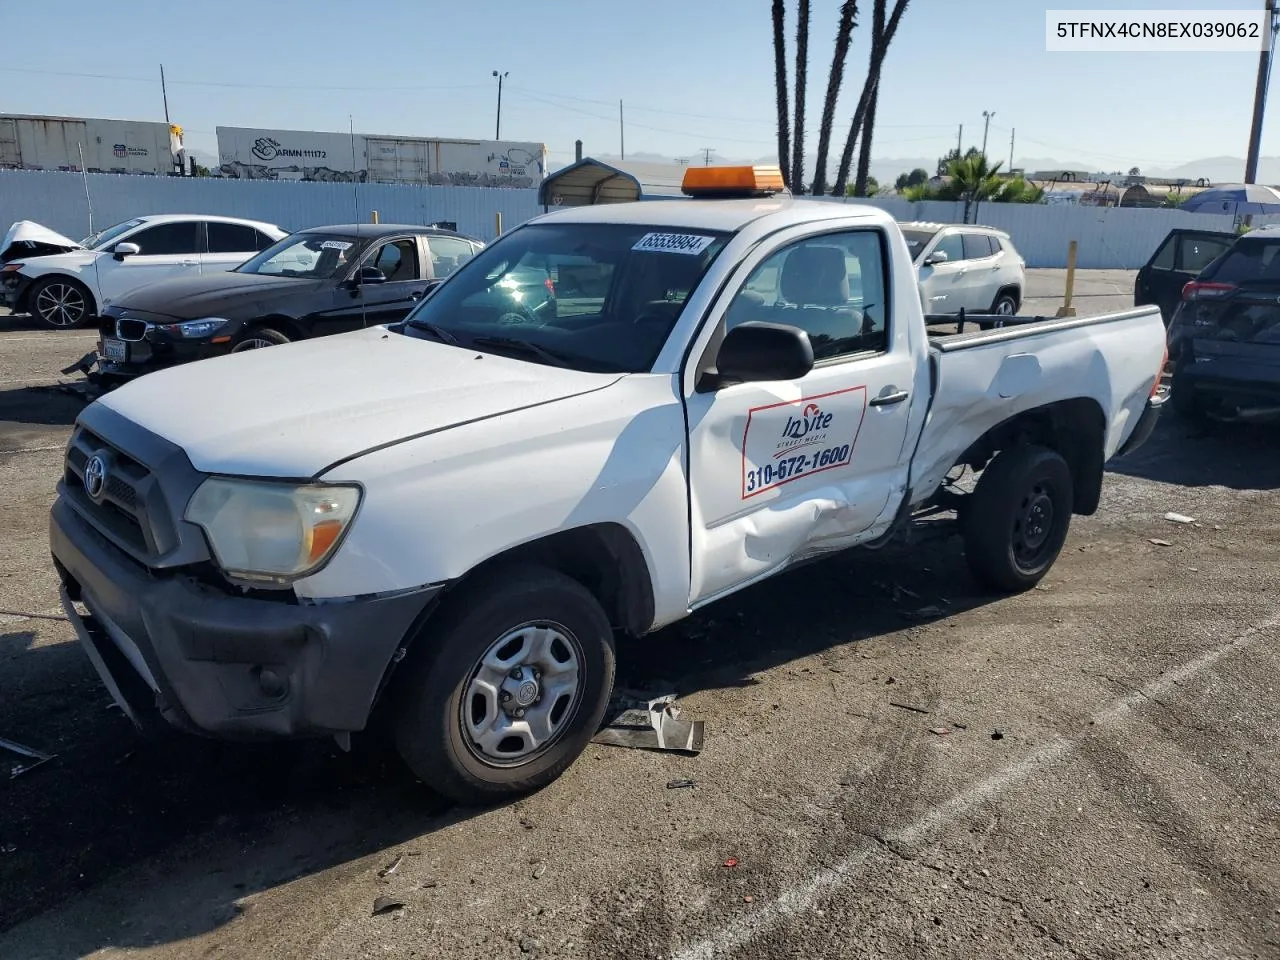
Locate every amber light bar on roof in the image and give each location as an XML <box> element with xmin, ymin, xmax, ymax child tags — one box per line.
<box><xmin>681</xmin><ymin>164</ymin><xmax>787</xmax><ymax>197</ymax></box>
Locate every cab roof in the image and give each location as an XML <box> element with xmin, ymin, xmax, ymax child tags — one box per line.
<box><xmin>530</xmin><ymin>198</ymin><xmax>896</xmax><ymax>234</ymax></box>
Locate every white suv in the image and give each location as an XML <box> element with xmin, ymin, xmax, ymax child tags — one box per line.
<box><xmin>900</xmin><ymin>222</ymin><xmax>1025</xmax><ymax>317</ymax></box>
<box><xmin>1</xmin><ymin>214</ymin><xmax>288</xmax><ymax>329</ymax></box>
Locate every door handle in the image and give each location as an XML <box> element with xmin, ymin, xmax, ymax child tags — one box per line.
<box><xmin>410</xmin><ymin>290</ymin><xmax>425</xmax><ymax>301</ymax></box>
<box><xmin>870</xmin><ymin>390</ymin><xmax>909</xmax><ymax>407</ymax></box>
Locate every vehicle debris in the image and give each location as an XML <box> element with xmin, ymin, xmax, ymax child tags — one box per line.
<box><xmin>371</xmin><ymin>895</ymin><xmax>404</xmax><ymax>916</ymax></box>
<box><xmin>1164</xmin><ymin>512</ymin><xmax>1196</xmax><ymax>524</ymax></box>
<box><xmin>591</xmin><ymin>691</ymin><xmax>704</xmax><ymax>754</ymax></box>
<box><xmin>1</xmin><ymin>736</ymin><xmax>55</xmax><ymax>779</ymax></box>
<box><xmin>377</xmin><ymin>855</ymin><xmax>403</xmax><ymax>881</ymax></box>
<box><xmin>666</xmin><ymin>778</ymin><xmax>697</xmax><ymax>790</ymax></box>
<box><xmin>889</xmin><ymin>701</ymin><xmax>931</xmax><ymax>715</ymax></box>
<box><xmin>1149</xmin><ymin>538</ymin><xmax>1173</xmax><ymax>547</ymax></box>
<box><xmin>900</xmin><ymin>604</ymin><xmax>947</xmax><ymax>620</ymax></box>
<box><xmin>929</xmin><ymin>726</ymin><xmax>952</xmax><ymax>736</ymax></box>
<box><xmin>723</xmin><ymin>857</ymin><xmax>739</xmax><ymax>868</ymax></box>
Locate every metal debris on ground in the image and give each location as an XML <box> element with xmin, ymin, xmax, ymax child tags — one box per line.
<box><xmin>666</xmin><ymin>778</ymin><xmax>697</xmax><ymax>790</ymax></box>
<box><xmin>889</xmin><ymin>701</ymin><xmax>931</xmax><ymax>715</ymax></box>
<box><xmin>1149</xmin><ymin>538</ymin><xmax>1173</xmax><ymax>547</ymax></box>
<box><xmin>591</xmin><ymin>691</ymin><xmax>704</xmax><ymax>754</ymax></box>
<box><xmin>928</xmin><ymin>727</ymin><xmax>952</xmax><ymax>736</ymax></box>
<box><xmin>377</xmin><ymin>855</ymin><xmax>403</xmax><ymax>880</ymax></box>
<box><xmin>371</xmin><ymin>895</ymin><xmax>404</xmax><ymax>916</ymax></box>
<box><xmin>1</xmin><ymin>736</ymin><xmax>55</xmax><ymax>780</ymax></box>
<box><xmin>900</xmin><ymin>604</ymin><xmax>948</xmax><ymax>620</ymax></box>
<box><xmin>1164</xmin><ymin>512</ymin><xmax>1196</xmax><ymax>524</ymax></box>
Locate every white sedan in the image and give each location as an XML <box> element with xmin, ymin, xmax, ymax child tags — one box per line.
<box><xmin>0</xmin><ymin>214</ymin><xmax>288</xmax><ymax>329</ymax></box>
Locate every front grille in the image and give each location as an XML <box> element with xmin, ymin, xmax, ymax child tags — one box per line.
<box><xmin>115</xmin><ymin>317</ymin><xmax>149</xmax><ymax>341</ymax></box>
<box><xmin>63</xmin><ymin>428</ymin><xmax>165</xmax><ymax>558</ymax></box>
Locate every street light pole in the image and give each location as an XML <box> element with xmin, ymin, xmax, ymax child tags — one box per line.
<box><xmin>492</xmin><ymin>70</ymin><xmax>509</xmax><ymax>140</ymax></box>
<box><xmin>1245</xmin><ymin>0</ymin><xmax>1277</xmax><ymax>183</ymax></box>
<box><xmin>981</xmin><ymin>110</ymin><xmax>996</xmax><ymax>157</ymax></box>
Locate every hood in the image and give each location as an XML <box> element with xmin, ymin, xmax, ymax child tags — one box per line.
<box><xmin>97</xmin><ymin>326</ymin><xmax>625</xmax><ymax>477</ymax></box>
<box><xmin>1</xmin><ymin>221</ymin><xmax>85</xmax><ymax>263</ymax></box>
<box><xmin>110</xmin><ymin>271</ymin><xmax>328</xmax><ymax>319</ymax></box>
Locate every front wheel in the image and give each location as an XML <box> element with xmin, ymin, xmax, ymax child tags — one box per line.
<box><xmin>30</xmin><ymin>276</ymin><xmax>96</xmax><ymax>329</ymax></box>
<box><xmin>230</xmin><ymin>327</ymin><xmax>290</xmax><ymax>352</ymax></box>
<box><xmin>392</xmin><ymin>565</ymin><xmax>616</xmax><ymax>806</ymax></box>
<box><xmin>962</xmin><ymin>445</ymin><xmax>1074</xmax><ymax>592</ymax></box>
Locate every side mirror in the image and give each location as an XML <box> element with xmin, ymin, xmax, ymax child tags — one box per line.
<box><xmin>705</xmin><ymin>321</ymin><xmax>814</xmax><ymax>389</ymax></box>
<box><xmin>923</xmin><ymin>249</ymin><xmax>948</xmax><ymax>266</ymax></box>
<box><xmin>356</xmin><ymin>266</ymin><xmax>387</xmax><ymax>285</ymax></box>
<box><xmin>113</xmin><ymin>242</ymin><xmax>140</xmax><ymax>261</ymax></box>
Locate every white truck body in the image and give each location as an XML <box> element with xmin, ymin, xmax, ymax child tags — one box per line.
<box><xmin>49</xmin><ymin>193</ymin><xmax>1168</xmax><ymax>803</ymax></box>
<box><xmin>0</xmin><ymin>114</ymin><xmax>182</xmax><ymax>175</ymax></box>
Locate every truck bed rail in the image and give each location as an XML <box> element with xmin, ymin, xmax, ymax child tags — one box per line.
<box><xmin>926</xmin><ymin>306</ymin><xmax>1163</xmax><ymax>352</ymax></box>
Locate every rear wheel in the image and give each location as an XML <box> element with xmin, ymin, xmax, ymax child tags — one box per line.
<box><xmin>392</xmin><ymin>565</ymin><xmax>616</xmax><ymax>806</ymax></box>
<box><xmin>991</xmin><ymin>291</ymin><xmax>1019</xmax><ymax>316</ymax></box>
<box><xmin>962</xmin><ymin>445</ymin><xmax>1074</xmax><ymax>592</ymax></box>
<box><xmin>30</xmin><ymin>276</ymin><xmax>95</xmax><ymax>329</ymax></box>
<box><xmin>230</xmin><ymin>327</ymin><xmax>290</xmax><ymax>352</ymax></box>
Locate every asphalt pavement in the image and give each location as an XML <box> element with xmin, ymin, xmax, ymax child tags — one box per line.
<box><xmin>1</xmin><ymin>272</ymin><xmax>1277</xmax><ymax>960</ymax></box>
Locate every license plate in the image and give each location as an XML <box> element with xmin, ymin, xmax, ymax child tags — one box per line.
<box><xmin>102</xmin><ymin>338</ymin><xmax>127</xmax><ymax>362</ymax></box>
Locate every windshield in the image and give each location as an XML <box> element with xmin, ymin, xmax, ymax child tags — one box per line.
<box><xmin>235</xmin><ymin>233</ymin><xmax>365</xmax><ymax>279</ymax></box>
<box><xmin>401</xmin><ymin>222</ymin><xmax>731</xmax><ymax>373</ymax></box>
<box><xmin>900</xmin><ymin>228</ymin><xmax>938</xmax><ymax>263</ymax></box>
<box><xmin>1206</xmin><ymin>238</ymin><xmax>1280</xmax><ymax>284</ymax></box>
<box><xmin>82</xmin><ymin>219</ymin><xmax>145</xmax><ymax>250</ymax></box>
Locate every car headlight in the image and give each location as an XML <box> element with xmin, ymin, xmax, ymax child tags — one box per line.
<box><xmin>185</xmin><ymin>478</ymin><xmax>361</xmax><ymax>584</ymax></box>
<box><xmin>162</xmin><ymin>318</ymin><xmax>230</xmax><ymax>339</ymax></box>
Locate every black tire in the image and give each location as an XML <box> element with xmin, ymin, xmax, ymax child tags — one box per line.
<box><xmin>990</xmin><ymin>290</ymin><xmax>1019</xmax><ymax>317</ymax></box>
<box><xmin>962</xmin><ymin>445</ymin><xmax>1074</xmax><ymax>593</ymax></box>
<box><xmin>29</xmin><ymin>276</ymin><xmax>96</xmax><ymax>329</ymax></box>
<box><xmin>230</xmin><ymin>326</ymin><xmax>291</xmax><ymax>352</ymax></box>
<box><xmin>392</xmin><ymin>565</ymin><xmax>616</xmax><ymax>806</ymax></box>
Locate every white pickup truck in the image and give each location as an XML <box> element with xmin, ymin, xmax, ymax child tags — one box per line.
<box><xmin>50</xmin><ymin>167</ymin><xmax>1168</xmax><ymax>804</ymax></box>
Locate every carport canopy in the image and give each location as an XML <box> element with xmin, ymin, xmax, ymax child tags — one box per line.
<box><xmin>538</xmin><ymin>158</ymin><xmax>645</xmax><ymax>208</ymax></box>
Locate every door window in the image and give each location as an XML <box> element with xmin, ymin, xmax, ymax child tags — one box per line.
<box><xmin>370</xmin><ymin>239</ymin><xmax>419</xmax><ymax>282</ymax></box>
<box><xmin>426</xmin><ymin>236</ymin><xmax>478</xmax><ymax>277</ymax></box>
<box><xmin>128</xmin><ymin>221</ymin><xmax>201</xmax><ymax>255</ymax></box>
<box><xmin>1178</xmin><ymin>236</ymin><xmax>1231</xmax><ymax>273</ymax></box>
<box><xmin>1149</xmin><ymin>236</ymin><xmax>1177</xmax><ymax>270</ymax></box>
<box><xmin>933</xmin><ymin>232</ymin><xmax>964</xmax><ymax>263</ymax></box>
<box><xmin>962</xmin><ymin>233</ymin><xmax>995</xmax><ymax>259</ymax></box>
<box><xmin>722</xmin><ymin>229</ymin><xmax>889</xmax><ymax>361</ymax></box>
<box><xmin>252</xmin><ymin>230</ymin><xmax>277</xmax><ymax>251</ymax></box>
<box><xmin>206</xmin><ymin>222</ymin><xmax>259</xmax><ymax>254</ymax></box>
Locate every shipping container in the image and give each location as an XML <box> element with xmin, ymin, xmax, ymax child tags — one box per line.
<box><xmin>216</xmin><ymin>126</ymin><xmax>546</xmax><ymax>189</ymax></box>
<box><xmin>0</xmin><ymin>114</ymin><xmax>184</xmax><ymax>176</ymax></box>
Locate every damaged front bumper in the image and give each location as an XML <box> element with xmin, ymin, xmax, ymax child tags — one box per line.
<box><xmin>51</xmin><ymin>496</ymin><xmax>443</xmax><ymax>739</ymax></box>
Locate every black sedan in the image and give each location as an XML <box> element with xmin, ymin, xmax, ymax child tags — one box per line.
<box><xmin>83</xmin><ymin>223</ymin><xmax>484</xmax><ymax>382</ymax></box>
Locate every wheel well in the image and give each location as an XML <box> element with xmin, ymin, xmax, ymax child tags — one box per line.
<box><xmin>21</xmin><ymin>274</ymin><xmax>96</xmax><ymax>315</ymax></box>
<box><xmin>454</xmin><ymin>524</ymin><xmax>656</xmax><ymax>637</ymax></box>
<box><xmin>246</xmin><ymin>315</ymin><xmax>302</xmax><ymax>340</ymax></box>
<box><xmin>994</xmin><ymin>285</ymin><xmax>1021</xmax><ymax>308</ymax></box>
<box><xmin>955</xmin><ymin>398</ymin><xmax>1106</xmax><ymax>515</ymax></box>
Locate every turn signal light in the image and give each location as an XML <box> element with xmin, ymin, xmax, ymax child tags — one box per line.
<box><xmin>681</xmin><ymin>165</ymin><xmax>787</xmax><ymax>197</ymax></box>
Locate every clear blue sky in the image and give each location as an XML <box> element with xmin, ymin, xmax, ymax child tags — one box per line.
<box><xmin>0</xmin><ymin>0</ymin><xmax>1272</xmax><ymax>175</ymax></box>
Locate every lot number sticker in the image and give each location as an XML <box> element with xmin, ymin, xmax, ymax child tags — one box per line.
<box><xmin>632</xmin><ymin>233</ymin><xmax>715</xmax><ymax>255</ymax></box>
<box><xmin>321</xmin><ymin>240</ymin><xmax>353</xmax><ymax>250</ymax></box>
<box><xmin>740</xmin><ymin>386</ymin><xmax>867</xmax><ymax>499</ymax></box>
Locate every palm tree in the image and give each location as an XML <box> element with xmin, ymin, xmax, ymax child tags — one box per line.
<box><xmin>834</xmin><ymin>0</ymin><xmax>910</xmax><ymax>195</ymax></box>
<box><xmin>949</xmin><ymin>153</ymin><xmax>1005</xmax><ymax>222</ymax></box>
<box><xmin>772</xmin><ymin>0</ymin><xmax>792</xmax><ymax>189</ymax></box>
<box><xmin>995</xmin><ymin>176</ymin><xmax>1045</xmax><ymax>204</ymax></box>
<box><xmin>811</xmin><ymin>0</ymin><xmax>859</xmax><ymax>196</ymax></box>
<box><xmin>790</xmin><ymin>0</ymin><xmax>811</xmax><ymax>195</ymax></box>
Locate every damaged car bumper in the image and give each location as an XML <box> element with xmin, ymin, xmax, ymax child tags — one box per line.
<box><xmin>51</xmin><ymin>495</ymin><xmax>442</xmax><ymax>739</ymax></box>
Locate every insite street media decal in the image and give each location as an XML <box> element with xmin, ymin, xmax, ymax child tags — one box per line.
<box><xmin>740</xmin><ymin>386</ymin><xmax>867</xmax><ymax>499</ymax></box>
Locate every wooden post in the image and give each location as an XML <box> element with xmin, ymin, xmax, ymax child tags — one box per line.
<box><xmin>495</xmin><ymin>211</ymin><xmax>503</xmax><ymax>237</ymax></box>
<box><xmin>370</xmin><ymin>210</ymin><xmax>379</xmax><ymax>224</ymax></box>
<box><xmin>1056</xmin><ymin>240</ymin><xmax>1078</xmax><ymax>318</ymax></box>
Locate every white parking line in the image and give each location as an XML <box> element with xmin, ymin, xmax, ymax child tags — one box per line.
<box><xmin>671</xmin><ymin>611</ymin><xmax>1279</xmax><ymax>960</ymax></box>
<box><xmin>1</xmin><ymin>444</ymin><xmax>67</xmax><ymax>455</ymax></box>
<box><xmin>0</xmin><ymin>377</ymin><xmax>74</xmax><ymax>385</ymax></box>
<box><xmin>0</xmin><ymin>335</ymin><xmax>96</xmax><ymax>342</ymax></box>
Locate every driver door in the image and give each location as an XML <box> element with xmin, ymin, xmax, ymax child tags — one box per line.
<box><xmin>684</xmin><ymin>224</ymin><xmax>916</xmax><ymax>606</ymax></box>
<box><xmin>916</xmin><ymin>231</ymin><xmax>968</xmax><ymax>315</ymax></box>
<box><xmin>97</xmin><ymin>220</ymin><xmax>202</xmax><ymax>304</ymax></box>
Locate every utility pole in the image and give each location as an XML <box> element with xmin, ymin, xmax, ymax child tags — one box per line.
<box><xmin>981</xmin><ymin>110</ymin><xmax>995</xmax><ymax>158</ymax></box>
<box><xmin>701</xmin><ymin>147</ymin><xmax>715</xmax><ymax>165</ymax></box>
<box><xmin>1245</xmin><ymin>0</ymin><xmax>1277</xmax><ymax>183</ymax></box>
<box><xmin>1009</xmin><ymin>128</ymin><xmax>1015</xmax><ymax>171</ymax></box>
<box><xmin>619</xmin><ymin>100</ymin><xmax>625</xmax><ymax>160</ymax></box>
<box><xmin>492</xmin><ymin>70</ymin><xmax>509</xmax><ymax>140</ymax></box>
<box><xmin>160</xmin><ymin>64</ymin><xmax>170</xmax><ymax>124</ymax></box>
<box><xmin>956</xmin><ymin>123</ymin><xmax>962</xmax><ymax>157</ymax></box>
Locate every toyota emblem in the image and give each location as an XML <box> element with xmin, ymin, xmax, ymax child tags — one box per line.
<box><xmin>83</xmin><ymin>455</ymin><xmax>107</xmax><ymax>500</ymax></box>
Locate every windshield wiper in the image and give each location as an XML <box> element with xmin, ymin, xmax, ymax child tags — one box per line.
<box><xmin>470</xmin><ymin>336</ymin><xmax>570</xmax><ymax>368</ymax></box>
<box><xmin>408</xmin><ymin>319</ymin><xmax>459</xmax><ymax>345</ymax></box>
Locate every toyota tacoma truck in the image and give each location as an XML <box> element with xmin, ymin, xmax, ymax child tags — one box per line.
<box><xmin>50</xmin><ymin>166</ymin><xmax>1168</xmax><ymax>805</ymax></box>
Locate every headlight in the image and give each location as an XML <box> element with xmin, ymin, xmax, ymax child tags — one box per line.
<box><xmin>185</xmin><ymin>478</ymin><xmax>361</xmax><ymax>583</ymax></box>
<box><xmin>162</xmin><ymin>318</ymin><xmax>230</xmax><ymax>339</ymax></box>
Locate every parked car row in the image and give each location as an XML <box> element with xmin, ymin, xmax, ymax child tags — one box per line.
<box><xmin>1136</xmin><ymin>225</ymin><xmax>1280</xmax><ymax>423</ymax></box>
